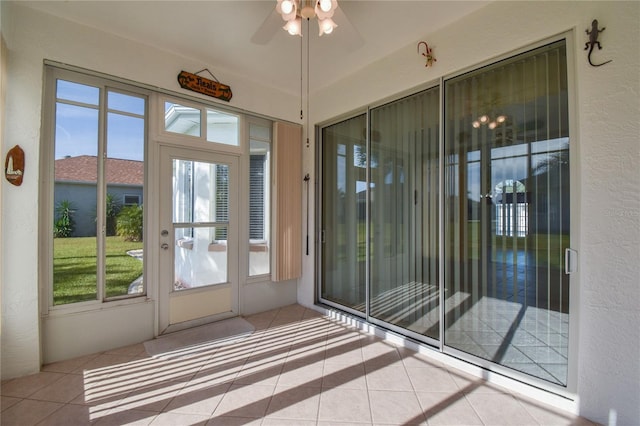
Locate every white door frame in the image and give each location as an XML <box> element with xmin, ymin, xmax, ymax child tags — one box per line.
<box><xmin>156</xmin><ymin>144</ymin><xmax>239</xmax><ymax>334</ymax></box>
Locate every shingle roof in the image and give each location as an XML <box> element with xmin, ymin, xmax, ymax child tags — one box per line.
<box><xmin>55</xmin><ymin>155</ymin><xmax>143</xmax><ymax>186</ymax></box>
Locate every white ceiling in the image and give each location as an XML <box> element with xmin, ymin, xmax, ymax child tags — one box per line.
<box><xmin>21</xmin><ymin>1</ymin><xmax>489</xmax><ymax>96</ymax></box>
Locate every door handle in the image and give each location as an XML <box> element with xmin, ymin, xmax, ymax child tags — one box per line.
<box><xmin>565</xmin><ymin>248</ymin><xmax>577</xmax><ymax>274</ymax></box>
<box><xmin>161</xmin><ymin>243</ymin><xmax>169</xmax><ymax>250</ymax></box>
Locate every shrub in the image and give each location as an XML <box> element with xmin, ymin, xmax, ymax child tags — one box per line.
<box><xmin>54</xmin><ymin>200</ymin><xmax>75</xmax><ymax>238</ymax></box>
<box><xmin>105</xmin><ymin>193</ymin><xmax>122</xmax><ymax>236</ymax></box>
<box><xmin>116</xmin><ymin>205</ymin><xmax>143</xmax><ymax>241</ymax></box>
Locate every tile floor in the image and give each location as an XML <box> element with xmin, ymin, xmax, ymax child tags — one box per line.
<box><xmin>1</xmin><ymin>304</ymin><xmax>596</xmax><ymax>426</ymax></box>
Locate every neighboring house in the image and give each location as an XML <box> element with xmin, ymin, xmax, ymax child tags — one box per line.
<box><xmin>54</xmin><ymin>155</ymin><xmax>143</xmax><ymax>237</ymax></box>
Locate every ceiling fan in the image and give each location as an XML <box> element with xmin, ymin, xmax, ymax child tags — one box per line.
<box><xmin>250</xmin><ymin>0</ymin><xmax>363</xmax><ymax>50</ymax></box>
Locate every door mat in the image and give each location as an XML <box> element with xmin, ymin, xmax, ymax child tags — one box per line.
<box><xmin>144</xmin><ymin>317</ymin><xmax>254</xmax><ymax>357</ymax></box>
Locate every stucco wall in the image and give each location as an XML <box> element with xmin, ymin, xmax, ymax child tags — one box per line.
<box><xmin>0</xmin><ymin>2</ymin><xmax>300</xmax><ymax>379</ymax></box>
<box><xmin>302</xmin><ymin>2</ymin><xmax>639</xmax><ymax>424</ymax></box>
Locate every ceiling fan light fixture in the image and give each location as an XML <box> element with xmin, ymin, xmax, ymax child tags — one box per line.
<box><xmin>281</xmin><ymin>0</ymin><xmax>295</xmax><ymax>15</ymax></box>
<box><xmin>276</xmin><ymin>0</ymin><xmax>298</xmax><ymax>21</ymax></box>
<box><xmin>283</xmin><ymin>17</ymin><xmax>303</xmax><ymax>36</ymax></box>
<box><xmin>301</xmin><ymin>4</ymin><xmax>316</xmax><ymax>19</ymax></box>
<box><xmin>315</xmin><ymin>0</ymin><xmax>337</xmax><ymax>20</ymax></box>
<box><xmin>319</xmin><ymin>0</ymin><xmax>333</xmax><ymax>12</ymax></box>
<box><xmin>318</xmin><ymin>17</ymin><xmax>337</xmax><ymax>36</ymax></box>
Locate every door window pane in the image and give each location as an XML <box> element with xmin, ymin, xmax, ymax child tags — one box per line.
<box><xmin>444</xmin><ymin>40</ymin><xmax>570</xmax><ymax>385</ymax></box>
<box><xmin>172</xmin><ymin>159</ymin><xmax>229</xmax><ymax>291</ymax></box>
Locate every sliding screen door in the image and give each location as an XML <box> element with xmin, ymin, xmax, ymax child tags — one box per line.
<box><xmin>320</xmin><ymin>114</ymin><xmax>367</xmax><ymax>313</ymax></box>
<box><xmin>369</xmin><ymin>88</ymin><xmax>440</xmax><ymax>340</ymax></box>
<box><xmin>444</xmin><ymin>40</ymin><xmax>570</xmax><ymax>385</ymax></box>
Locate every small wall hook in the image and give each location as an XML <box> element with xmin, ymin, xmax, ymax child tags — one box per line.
<box><xmin>417</xmin><ymin>41</ymin><xmax>437</xmax><ymax>68</ymax></box>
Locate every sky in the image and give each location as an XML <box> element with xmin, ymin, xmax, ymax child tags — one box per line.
<box><xmin>54</xmin><ymin>79</ymin><xmax>145</xmax><ymax>162</ymax></box>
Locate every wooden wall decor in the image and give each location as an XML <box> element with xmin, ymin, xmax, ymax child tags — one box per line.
<box><xmin>5</xmin><ymin>145</ymin><xmax>24</xmax><ymax>186</ymax></box>
<box><xmin>177</xmin><ymin>69</ymin><xmax>233</xmax><ymax>102</ymax></box>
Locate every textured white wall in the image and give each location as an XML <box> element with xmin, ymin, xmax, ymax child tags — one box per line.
<box><xmin>303</xmin><ymin>1</ymin><xmax>639</xmax><ymax>424</ymax></box>
<box><xmin>0</xmin><ymin>2</ymin><xmax>300</xmax><ymax>379</ymax></box>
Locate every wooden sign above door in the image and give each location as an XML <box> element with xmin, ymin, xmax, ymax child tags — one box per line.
<box><xmin>177</xmin><ymin>69</ymin><xmax>232</xmax><ymax>102</ymax></box>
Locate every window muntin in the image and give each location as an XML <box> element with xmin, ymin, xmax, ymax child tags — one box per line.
<box><xmin>51</xmin><ymin>76</ymin><xmax>146</xmax><ymax>305</ymax></box>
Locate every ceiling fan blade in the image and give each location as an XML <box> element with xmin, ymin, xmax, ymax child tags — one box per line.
<box><xmin>251</xmin><ymin>9</ymin><xmax>282</xmax><ymax>45</ymax></box>
<box><xmin>334</xmin><ymin>7</ymin><xmax>364</xmax><ymax>51</ymax></box>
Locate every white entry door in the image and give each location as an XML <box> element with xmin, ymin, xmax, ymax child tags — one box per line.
<box><xmin>158</xmin><ymin>145</ymin><xmax>239</xmax><ymax>334</ymax></box>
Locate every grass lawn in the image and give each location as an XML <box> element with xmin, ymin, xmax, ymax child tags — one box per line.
<box><xmin>54</xmin><ymin>236</ymin><xmax>143</xmax><ymax>305</ymax></box>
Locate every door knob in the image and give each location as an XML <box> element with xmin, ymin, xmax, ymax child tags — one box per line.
<box><xmin>161</xmin><ymin>243</ymin><xmax>169</xmax><ymax>250</ymax></box>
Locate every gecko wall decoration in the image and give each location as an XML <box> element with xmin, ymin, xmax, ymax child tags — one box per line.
<box><xmin>417</xmin><ymin>41</ymin><xmax>436</xmax><ymax>68</ymax></box>
<box><xmin>585</xmin><ymin>19</ymin><xmax>612</xmax><ymax>67</ymax></box>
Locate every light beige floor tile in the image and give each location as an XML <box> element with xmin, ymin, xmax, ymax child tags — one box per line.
<box><xmin>37</xmin><ymin>403</ymin><xmax>94</xmax><ymax>425</ymax></box>
<box><xmin>234</xmin><ymin>357</ymin><xmax>284</xmax><ymax>386</ymax></box>
<box><xmin>447</xmin><ymin>369</ymin><xmax>508</xmax><ymax>394</ymax></box>
<box><xmin>278</xmin><ymin>360</ymin><xmax>324</xmax><ymax>388</ymax></box>
<box><xmin>42</xmin><ymin>354</ymin><xmax>100</xmax><ymax>374</ymax></box>
<box><xmin>0</xmin><ymin>398</ymin><xmax>63</xmax><ymax>426</ymax></box>
<box><xmin>114</xmin><ymin>380</ymin><xmax>184</xmax><ymax>413</ymax></box>
<box><xmin>322</xmin><ymin>362</ymin><xmax>367</xmax><ymax>389</ymax></box>
<box><xmin>368</xmin><ymin>390</ymin><xmax>426</xmax><ymax>425</ymax></box>
<box><xmin>207</xmin><ymin>415</ymin><xmax>262</xmax><ymax>425</ymax></box>
<box><xmin>398</xmin><ymin>348</ymin><xmax>445</xmax><ymax>369</ymax></box>
<box><xmin>264</xmin><ymin>418</ymin><xmax>316</xmax><ymax>425</ymax></box>
<box><xmin>1</xmin><ymin>396</ymin><xmax>22</xmax><ymax>412</ymax></box>
<box><xmin>406</xmin><ymin>367</ymin><xmax>460</xmax><ymax>393</ymax></box>
<box><xmin>105</xmin><ymin>343</ymin><xmax>148</xmax><ymax>357</ymax></box>
<box><xmin>415</xmin><ymin>391</ymin><xmax>483</xmax><ymax>425</ymax></box>
<box><xmin>74</xmin><ymin>354</ymin><xmax>136</xmax><ymax>376</ymax></box>
<box><xmin>149</xmin><ymin>411</ymin><xmax>208</xmax><ymax>425</ymax></box>
<box><xmin>325</xmin><ymin>338</ymin><xmax>364</xmax><ymax>365</ymax></box>
<box><xmin>0</xmin><ymin>372</ymin><xmax>65</xmax><ymax>398</ymax></box>
<box><xmin>366</xmin><ymin>365</ymin><xmax>413</xmax><ymax>391</ymax></box>
<box><xmin>318</xmin><ymin>387</ymin><xmax>371</xmax><ymax>423</ymax></box>
<box><xmin>29</xmin><ymin>373</ymin><xmax>86</xmax><ymax>403</ymax></box>
<box><xmin>163</xmin><ymin>382</ymin><xmax>229</xmax><ymax>416</ymax></box>
<box><xmin>93</xmin><ymin>408</ymin><xmax>157</xmax><ymax>425</ymax></box>
<box><xmin>466</xmin><ymin>392</ymin><xmax>538</xmax><ymax>425</ymax></box>
<box><xmin>265</xmin><ymin>385</ymin><xmax>321</xmax><ymax>420</ymax></box>
<box><xmin>517</xmin><ymin>395</ymin><xmax>598</xmax><ymax>426</ymax></box>
<box><xmin>213</xmin><ymin>384</ymin><xmax>275</xmax><ymax>418</ymax></box>
<box><xmin>190</xmin><ymin>361</ymin><xmax>244</xmax><ymax>386</ymax></box>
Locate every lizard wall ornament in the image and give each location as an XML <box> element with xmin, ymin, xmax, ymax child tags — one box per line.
<box><xmin>417</xmin><ymin>41</ymin><xmax>437</xmax><ymax>68</ymax></box>
<box><xmin>585</xmin><ymin>19</ymin><xmax>612</xmax><ymax>67</ymax></box>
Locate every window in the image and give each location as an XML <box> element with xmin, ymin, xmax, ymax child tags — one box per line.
<box><xmin>248</xmin><ymin>122</ymin><xmax>271</xmax><ymax>276</ymax></box>
<box><xmin>164</xmin><ymin>100</ymin><xmax>240</xmax><ymax>146</ymax></box>
<box><xmin>123</xmin><ymin>194</ymin><xmax>141</xmax><ymax>206</ymax></box>
<box><xmin>47</xmin><ymin>68</ymin><xmax>147</xmax><ymax>305</ymax></box>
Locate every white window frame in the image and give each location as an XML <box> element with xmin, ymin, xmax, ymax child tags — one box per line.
<box><xmin>39</xmin><ymin>66</ymin><xmax>150</xmax><ymax>314</ymax></box>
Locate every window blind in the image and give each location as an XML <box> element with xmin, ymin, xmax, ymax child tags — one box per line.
<box><xmin>272</xmin><ymin>121</ymin><xmax>303</xmax><ymax>281</ymax></box>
